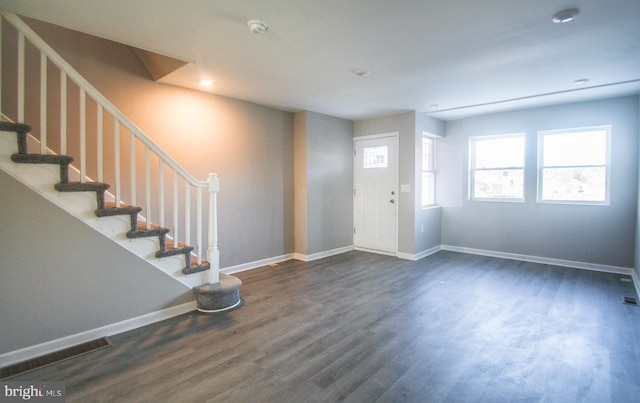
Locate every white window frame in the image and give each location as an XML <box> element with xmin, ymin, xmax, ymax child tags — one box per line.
<box><xmin>469</xmin><ymin>133</ymin><xmax>526</xmax><ymax>202</ymax></box>
<box><xmin>421</xmin><ymin>135</ymin><xmax>436</xmax><ymax>207</ymax></box>
<box><xmin>537</xmin><ymin>125</ymin><xmax>611</xmax><ymax>205</ymax></box>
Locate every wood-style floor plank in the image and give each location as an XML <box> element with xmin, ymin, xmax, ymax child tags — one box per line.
<box><xmin>8</xmin><ymin>250</ymin><xmax>640</xmax><ymax>402</ymax></box>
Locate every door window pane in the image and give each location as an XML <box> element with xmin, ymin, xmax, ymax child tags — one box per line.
<box><xmin>364</xmin><ymin>146</ymin><xmax>388</xmax><ymax>168</ymax></box>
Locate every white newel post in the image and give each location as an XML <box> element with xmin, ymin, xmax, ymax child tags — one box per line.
<box><xmin>208</xmin><ymin>173</ymin><xmax>220</xmax><ymax>284</ymax></box>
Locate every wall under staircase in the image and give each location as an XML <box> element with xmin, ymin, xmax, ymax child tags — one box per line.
<box><xmin>0</xmin><ymin>168</ymin><xmax>194</xmax><ymax>359</ymax></box>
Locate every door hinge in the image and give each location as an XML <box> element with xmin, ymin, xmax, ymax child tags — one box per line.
<box><xmin>353</xmin><ymin>227</ymin><xmax>356</xmax><ymax>234</ymax></box>
<box><xmin>353</xmin><ymin>149</ymin><xmax>356</xmax><ymax>157</ymax></box>
<box><xmin>353</xmin><ymin>188</ymin><xmax>356</xmax><ymax>196</ymax></box>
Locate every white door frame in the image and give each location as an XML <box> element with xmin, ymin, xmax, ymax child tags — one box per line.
<box><xmin>353</xmin><ymin>132</ymin><xmax>399</xmax><ymax>256</ymax></box>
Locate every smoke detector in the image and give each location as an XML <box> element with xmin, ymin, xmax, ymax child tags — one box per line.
<box><xmin>248</xmin><ymin>19</ymin><xmax>268</xmax><ymax>34</ymax></box>
<box><xmin>552</xmin><ymin>8</ymin><xmax>579</xmax><ymax>23</ymax></box>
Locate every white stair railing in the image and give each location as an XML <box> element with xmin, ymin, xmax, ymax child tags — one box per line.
<box><xmin>0</xmin><ymin>12</ymin><xmax>220</xmax><ymax>284</ymax></box>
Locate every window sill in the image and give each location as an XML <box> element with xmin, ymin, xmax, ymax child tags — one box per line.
<box><xmin>471</xmin><ymin>198</ymin><xmax>524</xmax><ymax>203</ymax></box>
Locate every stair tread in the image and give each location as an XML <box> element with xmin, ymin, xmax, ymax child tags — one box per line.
<box><xmin>55</xmin><ymin>182</ymin><xmax>110</xmax><ymax>192</ymax></box>
<box><xmin>183</xmin><ymin>259</ymin><xmax>210</xmax><ymax>275</ymax></box>
<box><xmin>104</xmin><ymin>201</ymin><xmax>136</xmax><ymax>209</ymax></box>
<box><xmin>95</xmin><ymin>204</ymin><xmax>142</xmax><ymax>217</ymax></box>
<box><xmin>127</xmin><ymin>222</ymin><xmax>170</xmax><ymax>238</ymax></box>
<box><xmin>12</xmin><ymin>153</ymin><xmax>73</xmax><ymax>165</ymax></box>
<box><xmin>166</xmin><ymin>240</ymin><xmax>188</xmax><ymax>249</ymax></box>
<box><xmin>155</xmin><ymin>243</ymin><xmax>194</xmax><ymax>258</ymax></box>
<box><xmin>135</xmin><ymin>222</ymin><xmax>165</xmax><ymax>231</ymax></box>
<box><xmin>0</xmin><ymin>121</ymin><xmax>32</xmax><ymax>133</ymax></box>
<box><xmin>190</xmin><ymin>256</ymin><xmax>209</xmax><ymax>266</ymax></box>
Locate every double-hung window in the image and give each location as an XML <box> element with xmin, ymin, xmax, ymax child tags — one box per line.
<box><xmin>469</xmin><ymin>134</ymin><xmax>525</xmax><ymax>201</ymax></box>
<box><xmin>421</xmin><ymin>136</ymin><xmax>436</xmax><ymax>207</ymax></box>
<box><xmin>538</xmin><ymin>126</ymin><xmax>610</xmax><ymax>204</ymax></box>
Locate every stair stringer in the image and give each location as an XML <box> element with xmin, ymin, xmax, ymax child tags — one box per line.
<box><xmin>0</xmin><ymin>130</ymin><xmax>208</xmax><ymax>289</ymax></box>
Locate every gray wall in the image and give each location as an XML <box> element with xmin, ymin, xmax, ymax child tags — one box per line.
<box><xmin>293</xmin><ymin>112</ymin><xmax>308</xmax><ymax>254</ymax></box>
<box><xmin>294</xmin><ymin>111</ymin><xmax>353</xmax><ymax>256</ymax></box>
<box><xmin>16</xmin><ymin>17</ymin><xmax>295</xmax><ymax>268</ymax></box>
<box><xmin>0</xmin><ymin>170</ymin><xmax>192</xmax><ymax>354</ymax></box>
<box><xmin>439</xmin><ymin>96</ymin><xmax>639</xmax><ymax>268</ymax></box>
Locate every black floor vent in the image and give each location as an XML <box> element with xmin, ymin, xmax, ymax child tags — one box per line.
<box><xmin>0</xmin><ymin>337</ymin><xmax>112</xmax><ymax>380</ymax></box>
<box><xmin>623</xmin><ymin>296</ymin><xmax>638</xmax><ymax>305</ymax></box>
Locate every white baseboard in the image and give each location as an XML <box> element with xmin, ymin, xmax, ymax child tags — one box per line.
<box><xmin>0</xmin><ymin>301</ymin><xmax>196</xmax><ymax>368</ymax></box>
<box><xmin>293</xmin><ymin>245</ymin><xmax>354</xmax><ymax>262</ymax></box>
<box><xmin>398</xmin><ymin>245</ymin><xmax>442</xmax><ymax>261</ymax></box>
<box><xmin>442</xmin><ymin>244</ymin><xmax>640</xmax><ymax>300</ymax></box>
<box><xmin>440</xmin><ymin>245</ymin><xmax>636</xmax><ymax>276</ymax></box>
<box><xmin>219</xmin><ymin>245</ymin><xmax>353</xmax><ymax>275</ymax></box>
<box><xmin>220</xmin><ymin>254</ymin><xmax>295</xmax><ymax>274</ymax></box>
<box><xmin>218</xmin><ymin>246</ymin><xmax>355</xmax><ymax>275</ymax></box>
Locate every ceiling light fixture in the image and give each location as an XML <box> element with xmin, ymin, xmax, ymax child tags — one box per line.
<box><xmin>248</xmin><ymin>19</ymin><xmax>268</xmax><ymax>34</ymax></box>
<box><xmin>353</xmin><ymin>68</ymin><xmax>370</xmax><ymax>77</ymax></box>
<box><xmin>552</xmin><ymin>8</ymin><xmax>579</xmax><ymax>23</ymax></box>
<box><xmin>430</xmin><ymin>104</ymin><xmax>439</xmax><ymax>110</ymax></box>
<box><xmin>573</xmin><ymin>78</ymin><xmax>589</xmax><ymax>85</ymax></box>
<box><xmin>199</xmin><ymin>79</ymin><xmax>213</xmax><ymax>87</ymax></box>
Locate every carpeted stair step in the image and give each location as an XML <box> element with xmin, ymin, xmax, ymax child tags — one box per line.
<box><xmin>156</xmin><ymin>239</ymin><xmax>194</xmax><ymax>258</ymax></box>
<box><xmin>55</xmin><ymin>182</ymin><xmax>111</xmax><ymax>210</ymax></box>
<box><xmin>0</xmin><ymin>122</ymin><xmax>32</xmax><ymax>155</ymax></box>
<box><xmin>127</xmin><ymin>221</ymin><xmax>170</xmax><ymax>238</ymax></box>
<box><xmin>95</xmin><ymin>202</ymin><xmax>142</xmax><ymax>218</ymax></box>
<box><xmin>11</xmin><ymin>153</ymin><xmax>73</xmax><ymax>165</ymax></box>
<box><xmin>0</xmin><ymin>121</ymin><xmax>32</xmax><ymax>134</ymax></box>
<box><xmin>183</xmin><ymin>256</ymin><xmax>210</xmax><ymax>275</ymax></box>
<box><xmin>12</xmin><ymin>154</ymin><xmax>74</xmax><ymax>183</ymax></box>
<box><xmin>96</xmin><ymin>202</ymin><xmax>142</xmax><ymax>231</ymax></box>
<box><xmin>54</xmin><ymin>182</ymin><xmax>110</xmax><ymax>192</ymax></box>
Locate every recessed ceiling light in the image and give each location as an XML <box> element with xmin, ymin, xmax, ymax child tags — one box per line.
<box><xmin>248</xmin><ymin>19</ymin><xmax>268</xmax><ymax>34</ymax></box>
<box><xmin>353</xmin><ymin>68</ymin><xmax>370</xmax><ymax>77</ymax></box>
<box><xmin>573</xmin><ymin>78</ymin><xmax>589</xmax><ymax>85</ymax></box>
<box><xmin>552</xmin><ymin>8</ymin><xmax>579</xmax><ymax>23</ymax></box>
<box><xmin>200</xmin><ymin>79</ymin><xmax>213</xmax><ymax>87</ymax></box>
<box><xmin>430</xmin><ymin>104</ymin><xmax>439</xmax><ymax>110</ymax></box>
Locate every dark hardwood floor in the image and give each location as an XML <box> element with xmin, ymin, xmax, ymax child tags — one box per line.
<box><xmin>10</xmin><ymin>250</ymin><xmax>640</xmax><ymax>402</ymax></box>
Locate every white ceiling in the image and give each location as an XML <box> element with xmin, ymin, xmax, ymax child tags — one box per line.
<box><xmin>1</xmin><ymin>0</ymin><xmax>639</xmax><ymax>121</ymax></box>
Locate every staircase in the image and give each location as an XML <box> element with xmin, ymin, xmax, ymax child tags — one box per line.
<box><xmin>0</xmin><ymin>12</ymin><xmax>241</xmax><ymax>312</ymax></box>
<box><xmin>3</xmin><ymin>120</ymin><xmax>214</xmax><ymax>274</ymax></box>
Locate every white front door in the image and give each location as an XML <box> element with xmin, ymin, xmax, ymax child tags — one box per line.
<box><xmin>353</xmin><ymin>134</ymin><xmax>398</xmax><ymax>254</ymax></box>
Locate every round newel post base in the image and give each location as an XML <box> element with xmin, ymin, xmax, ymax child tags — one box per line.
<box><xmin>193</xmin><ymin>273</ymin><xmax>242</xmax><ymax>313</ymax></box>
